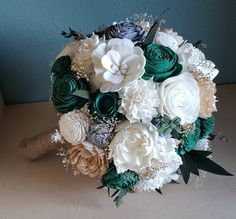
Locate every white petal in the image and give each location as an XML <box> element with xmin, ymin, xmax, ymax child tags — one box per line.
<box><xmin>103</xmin><ymin>71</ymin><xmax>124</xmax><ymax>84</ymax></box>
<box><xmin>101</xmin><ymin>50</ymin><xmax>121</xmax><ymax>72</ymax></box>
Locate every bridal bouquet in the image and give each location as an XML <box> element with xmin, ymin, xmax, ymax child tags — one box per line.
<box><xmin>21</xmin><ymin>13</ymin><xmax>232</xmax><ymax>207</ymax></box>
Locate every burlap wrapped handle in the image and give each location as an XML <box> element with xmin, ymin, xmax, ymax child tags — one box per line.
<box><xmin>20</xmin><ymin>127</ymin><xmax>64</xmax><ymax>161</ymax></box>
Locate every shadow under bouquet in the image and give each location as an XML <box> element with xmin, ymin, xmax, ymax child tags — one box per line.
<box><xmin>20</xmin><ymin>13</ymin><xmax>232</xmax><ymax>207</ymax></box>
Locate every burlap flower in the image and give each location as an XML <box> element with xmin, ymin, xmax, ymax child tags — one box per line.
<box><xmin>198</xmin><ymin>80</ymin><xmax>217</xmax><ymax>119</ymax></box>
<box><xmin>67</xmin><ymin>143</ymin><xmax>109</xmax><ymax>178</ymax></box>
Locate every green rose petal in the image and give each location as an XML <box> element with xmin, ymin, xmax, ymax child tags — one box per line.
<box><xmin>199</xmin><ymin>116</ymin><xmax>215</xmax><ymax>139</ymax></box>
<box><xmin>51</xmin><ymin>55</ymin><xmax>71</xmax><ymax>78</ymax></box>
<box><xmin>52</xmin><ymin>73</ymin><xmax>89</xmax><ymax>114</ymax></box>
<box><xmin>91</xmin><ymin>92</ymin><xmax>120</xmax><ymax>120</ymax></box>
<box><xmin>142</xmin><ymin>44</ymin><xmax>182</xmax><ymax>82</ymax></box>
<box><xmin>101</xmin><ymin>163</ymin><xmax>138</xmax><ymax>190</ymax></box>
<box><xmin>182</xmin><ymin>119</ymin><xmax>201</xmax><ymax>152</ymax></box>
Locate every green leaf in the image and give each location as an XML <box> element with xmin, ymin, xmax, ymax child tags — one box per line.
<box><xmin>193</xmin><ymin>150</ymin><xmax>212</xmax><ymax>157</ymax></box>
<box><xmin>143</xmin><ymin>21</ymin><xmax>159</xmax><ymax>46</ymax></box>
<box><xmin>155</xmin><ymin>188</ymin><xmax>163</xmax><ymax>194</ymax></box>
<box><xmin>113</xmin><ymin>189</ymin><xmax>128</xmax><ymax>207</ymax></box>
<box><xmin>72</xmin><ymin>89</ymin><xmax>90</xmax><ymax>99</ymax></box>
<box><xmin>180</xmin><ymin>164</ymin><xmax>190</xmax><ymax>184</ymax></box>
<box><xmin>111</xmin><ymin>189</ymin><xmax>119</xmax><ymax>198</ymax></box>
<box><xmin>189</xmin><ymin>150</ymin><xmax>233</xmax><ymax>176</ymax></box>
<box><xmin>143</xmin><ymin>8</ymin><xmax>170</xmax><ymax>46</ymax></box>
<box><xmin>184</xmin><ymin>153</ymin><xmax>199</xmax><ymax>176</ymax></box>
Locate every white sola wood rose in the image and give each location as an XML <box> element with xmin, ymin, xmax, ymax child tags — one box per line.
<box><xmin>109</xmin><ymin>122</ymin><xmax>158</xmax><ymax>173</ymax></box>
<box><xmin>91</xmin><ymin>38</ymin><xmax>146</xmax><ymax>92</ymax></box>
<box><xmin>59</xmin><ymin>110</ymin><xmax>90</xmax><ymax>145</ymax></box>
<box><xmin>119</xmin><ymin>78</ymin><xmax>160</xmax><ymax>124</ymax></box>
<box><xmin>158</xmin><ymin>72</ymin><xmax>200</xmax><ymax>125</ymax></box>
<box><xmin>134</xmin><ymin>136</ymin><xmax>182</xmax><ymax>191</ymax></box>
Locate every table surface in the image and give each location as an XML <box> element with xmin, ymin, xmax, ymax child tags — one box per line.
<box><xmin>0</xmin><ymin>84</ymin><xmax>235</xmax><ymax>219</ymax></box>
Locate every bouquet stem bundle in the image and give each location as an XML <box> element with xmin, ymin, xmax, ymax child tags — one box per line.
<box><xmin>20</xmin><ymin>128</ymin><xmax>63</xmax><ymax>161</ymax></box>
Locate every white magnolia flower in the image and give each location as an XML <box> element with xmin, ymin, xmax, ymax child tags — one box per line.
<box><xmin>119</xmin><ymin>78</ymin><xmax>160</xmax><ymax>124</ymax></box>
<box><xmin>134</xmin><ymin>136</ymin><xmax>182</xmax><ymax>192</ymax></box>
<box><xmin>177</xmin><ymin>43</ymin><xmax>205</xmax><ymax>71</ymax></box>
<box><xmin>92</xmin><ymin>38</ymin><xmax>146</xmax><ymax>93</ymax></box>
<box><xmin>59</xmin><ymin>110</ymin><xmax>90</xmax><ymax>145</ymax></box>
<box><xmin>109</xmin><ymin>122</ymin><xmax>158</xmax><ymax>173</ymax></box>
<box><xmin>155</xmin><ymin>28</ymin><xmax>184</xmax><ymax>52</ymax></box>
<box><xmin>158</xmin><ymin>72</ymin><xmax>200</xmax><ymax>125</ymax></box>
<box><xmin>194</xmin><ymin>139</ymin><xmax>210</xmax><ymax>151</ymax></box>
<box><xmin>58</xmin><ymin>34</ymin><xmax>99</xmax><ymax>74</ymax></box>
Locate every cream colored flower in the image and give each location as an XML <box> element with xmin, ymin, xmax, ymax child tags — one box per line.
<box><xmin>92</xmin><ymin>38</ymin><xmax>146</xmax><ymax>92</ymax></box>
<box><xmin>158</xmin><ymin>72</ymin><xmax>200</xmax><ymax>125</ymax></box>
<box><xmin>109</xmin><ymin>122</ymin><xmax>158</xmax><ymax>173</ymax></box>
<box><xmin>67</xmin><ymin>143</ymin><xmax>109</xmax><ymax>178</ymax></box>
<box><xmin>57</xmin><ymin>34</ymin><xmax>99</xmax><ymax>74</ymax></box>
<box><xmin>119</xmin><ymin>78</ymin><xmax>160</xmax><ymax>124</ymax></box>
<box><xmin>59</xmin><ymin>110</ymin><xmax>90</xmax><ymax>145</ymax></box>
<box><xmin>198</xmin><ymin>80</ymin><xmax>217</xmax><ymax>119</ymax></box>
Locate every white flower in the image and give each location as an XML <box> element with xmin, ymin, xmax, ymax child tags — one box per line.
<box><xmin>155</xmin><ymin>29</ymin><xmax>184</xmax><ymax>52</ymax></box>
<box><xmin>134</xmin><ymin>136</ymin><xmax>182</xmax><ymax>192</ymax></box>
<box><xmin>119</xmin><ymin>78</ymin><xmax>160</xmax><ymax>124</ymax></box>
<box><xmin>158</xmin><ymin>72</ymin><xmax>200</xmax><ymax>125</ymax></box>
<box><xmin>58</xmin><ymin>34</ymin><xmax>99</xmax><ymax>74</ymax></box>
<box><xmin>59</xmin><ymin>110</ymin><xmax>90</xmax><ymax>145</ymax></box>
<box><xmin>109</xmin><ymin>122</ymin><xmax>158</xmax><ymax>173</ymax></box>
<box><xmin>194</xmin><ymin>139</ymin><xmax>210</xmax><ymax>151</ymax></box>
<box><xmin>190</xmin><ymin>59</ymin><xmax>219</xmax><ymax>81</ymax></box>
<box><xmin>92</xmin><ymin>38</ymin><xmax>146</xmax><ymax>93</ymax></box>
<box><xmin>177</xmin><ymin>43</ymin><xmax>205</xmax><ymax>71</ymax></box>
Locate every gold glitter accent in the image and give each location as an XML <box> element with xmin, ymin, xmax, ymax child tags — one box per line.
<box><xmin>181</xmin><ymin>123</ymin><xmax>196</xmax><ymax>134</ymax></box>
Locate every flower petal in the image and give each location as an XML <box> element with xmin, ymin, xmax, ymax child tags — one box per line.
<box><xmin>101</xmin><ymin>50</ymin><xmax>121</xmax><ymax>72</ymax></box>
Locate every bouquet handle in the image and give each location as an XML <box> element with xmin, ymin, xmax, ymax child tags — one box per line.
<box><xmin>20</xmin><ymin>127</ymin><xmax>64</xmax><ymax>161</ymax></box>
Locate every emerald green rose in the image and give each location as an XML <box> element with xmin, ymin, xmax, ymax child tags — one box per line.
<box><xmin>199</xmin><ymin>116</ymin><xmax>215</xmax><ymax>139</ymax></box>
<box><xmin>101</xmin><ymin>163</ymin><xmax>138</xmax><ymax>190</ymax></box>
<box><xmin>91</xmin><ymin>92</ymin><xmax>120</xmax><ymax>120</ymax></box>
<box><xmin>142</xmin><ymin>44</ymin><xmax>182</xmax><ymax>82</ymax></box>
<box><xmin>181</xmin><ymin>119</ymin><xmax>201</xmax><ymax>152</ymax></box>
<box><xmin>51</xmin><ymin>55</ymin><xmax>71</xmax><ymax>78</ymax></box>
<box><xmin>52</xmin><ymin>74</ymin><xmax>89</xmax><ymax>114</ymax></box>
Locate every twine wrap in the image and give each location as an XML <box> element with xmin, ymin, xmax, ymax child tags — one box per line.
<box><xmin>20</xmin><ymin>127</ymin><xmax>64</xmax><ymax>161</ymax></box>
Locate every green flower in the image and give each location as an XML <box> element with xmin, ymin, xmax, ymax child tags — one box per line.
<box><xmin>51</xmin><ymin>55</ymin><xmax>71</xmax><ymax>78</ymax></box>
<box><xmin>199</xmin><ymin>116</ymin><xmax>215</xmax><ymax>139</ymax></box>
<box><xmin>52</xmin><ymin>74</ymin><xmax>89</xmax><ymax>114</ymax></box>
<box><xmin>182</xmin><ymin>119</ymin><xmax>201</xmax><ymax>152</ymax></box>
<box><xmin>142</xmin><ymin>44</ymin><xmax>182</xmax><ymax>82</ymax></box>
<box><xmin>91</xmin><ymin>92</ymin><xmax>120</xmax><ymax>120</ymax></box>
<box><xmin>101</xmin><ymin>163</ymin><xmax>138</xmax><ymax>190</ymax></box>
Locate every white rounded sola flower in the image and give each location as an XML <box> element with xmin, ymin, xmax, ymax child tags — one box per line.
<box><xmin>109</xmin><ymin>122</ymin><xmax>158</xmax><ymax>174</ymax></box>
<box><xmin>91</xmin><ymin>38</ymin><xmax>146</xmax><ymax>93</ymax></box>
<box><xmin>158</xmin><ymin>72</ymin><xmax>200</xmax><ymax>125</ymax></box>
<box><xmin>155</xmin><ymin>29</ymin><xmax>184</xmax><ymax>52</ymax></box>
<box><xmin>119</xmin><ymin>78</ymin><xmax>160</xmax><ymax>124</ymax></box>
<box><xmin>134</xmin><ymin>136</ymin><xmax>182</xmax><ymax>192</ymax></box>
<box><xmin>59</xmin><ymin>110</ymin><xmax>90</xmax><ymax>145</ymax></box>
<box><xmin>177</xmin><ymin>43</ymin><xmax>205</xmax><ymax>71</ymax></box>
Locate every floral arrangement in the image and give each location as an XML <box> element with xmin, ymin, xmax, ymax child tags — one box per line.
<box><xmin>21</xmin><ymin>13</ymin><xmax>232</xmax><ymax>207</ymax></box>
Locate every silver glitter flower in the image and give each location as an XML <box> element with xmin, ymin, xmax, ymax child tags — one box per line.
<box><xmin>87</xmin><ymin>123</ymin><xmax>113</xmax><ymax>148</ymax></box>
